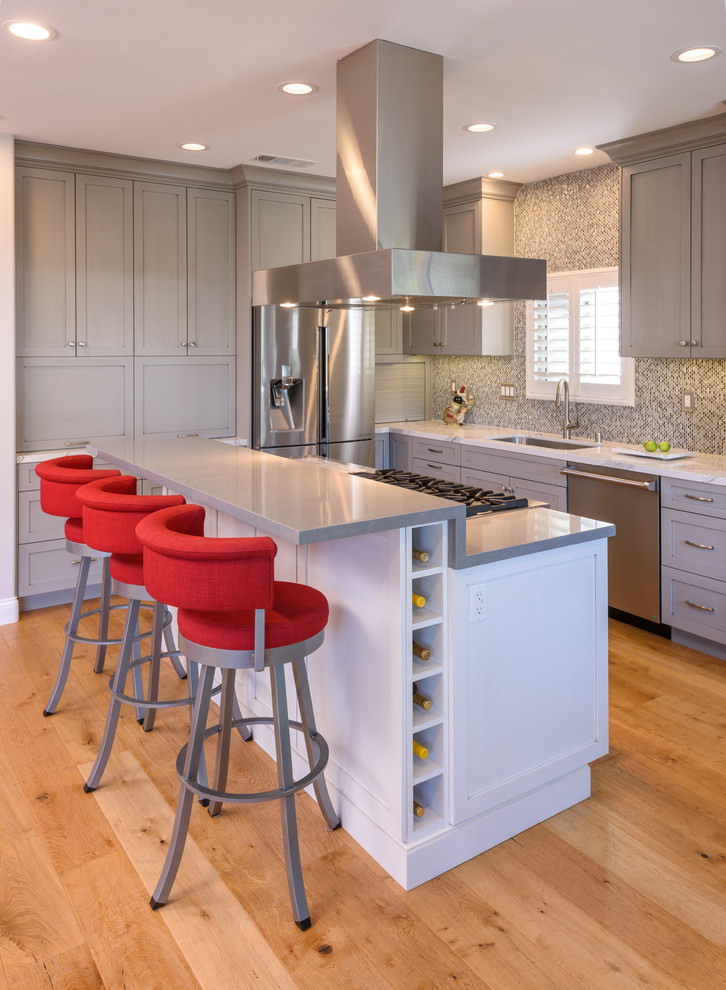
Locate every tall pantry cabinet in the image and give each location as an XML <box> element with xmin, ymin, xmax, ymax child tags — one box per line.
<box><xmin>14</xmin><ymin>144</ymin><xmax>236</xmax><ymax>451</ymax></box>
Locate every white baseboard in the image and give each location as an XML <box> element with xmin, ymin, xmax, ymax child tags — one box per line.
<box><xmin>0</xmin><ymin>596</ymin><xmax>20</xmax><ymax>626</ymax></box>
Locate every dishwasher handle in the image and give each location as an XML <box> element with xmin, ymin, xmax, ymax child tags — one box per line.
<box><xmin>560</xmin><ymin>467</ymin><xmax>657</xmax><ymax>491</ymax></box>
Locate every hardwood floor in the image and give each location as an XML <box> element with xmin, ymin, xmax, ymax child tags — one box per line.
<box><xmin>0</xmin><ymin>605</ymin><xmax>724</xmax><ymax>989</ymax></box>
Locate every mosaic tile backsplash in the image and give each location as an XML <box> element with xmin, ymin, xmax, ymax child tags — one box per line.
<box><xmin>432</xmin><ymin>163</ymin><xmax>726</xmax><ymax>455</ymax></box>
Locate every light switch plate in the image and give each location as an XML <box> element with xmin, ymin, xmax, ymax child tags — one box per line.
<box><xmin>681</xmin><ymin>389</ymin><xmax>695</xmax><ymax>412</ymax></box>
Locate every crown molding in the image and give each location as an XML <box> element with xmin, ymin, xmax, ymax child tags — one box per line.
<box><xmin>598</xmin><ymin>112</ymin><xmax>726</xmax><ymax>165</ymax></box>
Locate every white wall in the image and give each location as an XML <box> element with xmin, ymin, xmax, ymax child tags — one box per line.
<box><xmin>0</xmin><ymin>135</ymin><xmax>18</xmax><ymax>624</ymax></box>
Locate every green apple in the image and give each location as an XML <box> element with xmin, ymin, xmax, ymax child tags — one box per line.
<box><xmin>658</xmin><ymin>441</ymin><xmax>671</xmax><ymax>452</ymax></box>
<box><xmin>643</xmin><ymin>441</ymin><xmax>658</xmax><ymax>452</ymax></box>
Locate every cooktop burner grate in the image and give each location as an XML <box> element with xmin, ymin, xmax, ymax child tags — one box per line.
<box><xmin>351</xmin><ymin>469</ymin><xmax>529</xmax><ymax>515</ymax></box>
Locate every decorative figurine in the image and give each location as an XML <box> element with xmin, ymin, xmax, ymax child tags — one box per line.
<box><xmin>442</xmin><ymin>385</ymin><xmax>475</xmax><ymax>426</ymax></box>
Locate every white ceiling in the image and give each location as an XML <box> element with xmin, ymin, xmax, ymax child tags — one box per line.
<box><xmin>1</xmin><ymin>0</ymin><xmax>725</xmax><ymax>185</ymax></box>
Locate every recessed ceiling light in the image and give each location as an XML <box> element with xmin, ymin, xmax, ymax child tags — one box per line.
<box><xmin>671</xmin><ymin>46</ymin><xmax>721</xmax><ymax>63</ymax></box>
<box><xmin>177</xmin><ymin>142</ymin><xmax>208</xmax><ymax>152</ymax></box>
<box><xmin>487</xmin><ymin>171</ymin><xmax>505</xmax><ymax>178</ymax></box>
<box><xmin>3</xmin><ymin>20</ymin><xmax>57</xmax><ymax>40</ymax></box>
<box><xmin>464</xmin><ymin>123</ymin><xmax>495</xmax><ymax>133</ymax></box>
<box><xmin>278</xmin><ymin>82</ymin><xmax>318</xmax><ymax>96</ymax></box>
<box><xmin>574</xmin><ymin>147</ymin><xmax>594</xmax><ymax>156</ymax></box>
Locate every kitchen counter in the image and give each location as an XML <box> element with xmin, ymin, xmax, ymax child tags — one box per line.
<box><xmin>87</xmin><ymin>436</ymin><xmax>615</xmax><ymax>568</ymax></box>
<box><xmin>377</xmin><ymin>421</ymin><xmax>726</xmax><ymax>485</ymax></box>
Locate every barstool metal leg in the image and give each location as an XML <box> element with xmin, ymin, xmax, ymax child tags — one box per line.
<box><xmin>93</xmin><ymin>556</ymin><xmax>112</xmax><ymax>674</ymax></box>
<box><xmin>43</xmin><ymin>554</ymin><xmax>93</xmax><ymax>716</ymax></box>
<box><xmin>270</xmin><ymin>663</ymin><xmax>311</xmax><ymax>931</ymax></box>
<box><xmin>84</xmin><ymin>599</ymin><xmax>140</xmax><ymax>792</ymax></box>
<box><xmin>142</xmin><ymin>601</ymin><xmax>164</xmax><ymax>732</ymax></box>
<box><xmin>150</xmin><ymin>664</ymin><xmax>216</xmax><ymax>910</ymax></box>
<box><xmin>164</xmin><ymin>613</ymin><xmax>188</xmax><ymax>681</ymax></box>
<box><xmin>208</xmin><ymin>669</ymin><xmax>235</xmax><ymax>818</ymax></box>
<box><xmin>292</xmin><ymin>659</ymin><xmax>341</xmax><ymax>832</ymax></box>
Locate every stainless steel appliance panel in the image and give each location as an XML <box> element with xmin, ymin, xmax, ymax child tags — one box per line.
<box><xmin>253</xmin><ymin>305</ymin><xmax>319</xmax><ymax>451</ymax></box>
<box><xmin>321</xmin><ymin>440</ymin><xmax>375</xmax><ymax>467</ymax></box>
<box><xmin>564</xmin><ymin>464</ymin><xmax>660</xmax><ymax>622</ymax></box>
<box><xmin>323</xmin><ymin>309</ymin><xmax>375</xmax><ymax>446</ymax></box>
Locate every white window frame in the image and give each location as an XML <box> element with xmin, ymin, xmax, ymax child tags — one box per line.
<box><xmin>526</xmin><ymin>267</ymin><xmax>634</xmax><ymax>407</ymax></box>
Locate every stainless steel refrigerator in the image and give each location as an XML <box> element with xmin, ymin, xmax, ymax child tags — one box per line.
<box><xmin>252</xmin><ymin>305</ymin><xmax>375</xmax><ymax>466</ymax></box>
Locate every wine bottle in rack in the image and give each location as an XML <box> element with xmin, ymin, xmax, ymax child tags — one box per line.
<box><xmin>412</xmin><ymin>592</ymin><xmax>426</xmax><ymax>608</ymax></box>
<box><xmin>412</xmin><ymin>739</ymin><xmax>429</xmax><ymax>760</ymax></box>
<box><xmin>412</xmin><ymin>686</ymin><xmax>432</xmax><ymax>710</ymax></box>
<box><xmin>412</xmin><ymin>548</ymin><xmax>429</xmax><ymax>563</ymax></box>
<box><xmin>413</xmin><ymin>800</ymin><xmax>425</xmax><ymax>818</ymax></box>
<box><xmin>412</xmin><ymin>641</ymin><xmax>432</xmax><ymax>662</ymax></box>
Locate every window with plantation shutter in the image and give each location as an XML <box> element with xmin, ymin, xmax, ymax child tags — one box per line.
<box><xmin>526</xmin><ymin>268</ymin><xmax>634</xmax><ymax>406</ymax></box>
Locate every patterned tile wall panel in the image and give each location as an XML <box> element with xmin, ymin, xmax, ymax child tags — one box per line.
<box><xmin>432</xmin><ymin>163</ymin><xmax>726</xmax><ymax>454</ymax></box>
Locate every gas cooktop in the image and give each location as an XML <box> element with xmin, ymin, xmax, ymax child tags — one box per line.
<box><xmin>351</xmin><ymin>469</ymin><xmax>529</xmax><ymax>516</ymax></box>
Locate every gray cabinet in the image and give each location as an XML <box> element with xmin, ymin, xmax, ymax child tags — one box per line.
<box><xmin>405</xmin><ymin>177</ymin><xmax>519</xmax><ymax>356</ymax></box>
<box><xmin>310</xmin><ymin>197</ymin><xmax>337</xmax><ymax>261</ymax></box>
<box><xmin>134</xmin><ymin>357</ymin><xmax>235</xmax><ymax>440</ymax></box>
<box><xmin>621</xmin><ymin>155</ymin><xmax>692</xmax><ymax>357</ymax></box>
<box><xmin>390</xmin><ymin>433</ymin><xmax>412</xmax><ymax>471</ymax></box>
<box><xmin>186</xmin><ymin>187</ymin><xmax>236</xmax><ymax>355</ymax></box>
<box><xmin>460</xmin><ymin>444</ymin><xmax>567</xmax><ymax>508</ymax></box>
<box><xmin>375</xmin><ymin>307</ymin><xmax>406</xmax><ymax>355</ymax></box>
<box><xmin>133</xmin><ymin>182</ymin><xmax>188</xmax><ymax>354</ymax></box>
<box><xmin>250</xmin><ymin>189</ymin><xmax>337</xmax><ymax>269</ymax></box>
<box><xmin>605</xmin><ymin>115</ymin><xmax>726</xmax><ymax>358</ymax></box>
<box><xmin>16</xmin><ymin>168</ymin><xmax>134</xmax><ymax>357</ymax></box>
<box><xmin>15</xmin><ymin>168</ymin><xmax>76</xmax><ymax>356</ymax></box>
<box><xmin>16</xmin><ymin>357</ymin><xmax>133</xmax><ymax>451</ymax></box>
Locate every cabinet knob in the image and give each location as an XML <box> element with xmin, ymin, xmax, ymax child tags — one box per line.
<box><xmin>67</xmin><ymin>341</ymin><xmax>75</xmax><ymax>347</ymax></box>
<box><xmin>690</xmin><ymin>340</ymin><xmax>698</xmax><ymax>347</ymax></box>
<box><xmin>179</xmin><ymin>341</ymin><xmax>188</xmax><ymax>347</ymax></box>
<box><xmin>678</xmin><ymin>340</ymin><xmax>688</xmax><ymax>346</ymax></box>
<box><xmin>188</xmin><ymin>340</ymin><xmax>197</xmax><ymax>347</ymax></box>
<box><xmin>77</xmin><ymin>340</ymin><xmax>87</xmax><ymax>347</ymax></box>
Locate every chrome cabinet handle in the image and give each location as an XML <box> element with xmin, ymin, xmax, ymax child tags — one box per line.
<box><xmin>684</xmin><ymin>540</ymin><xmax>715</xmax><ymax>550</ymax></box>
<box><xmin>684</xmin><ymin>600</ymin><xmax>715</xmax><ymax>612</ymax></box>
<box><xmin>426</xmin><ymin>447</ymin><xmax>443</xmax><ymax>454</ymax></box>
<box><xmin>684</xmin><ymin>493</ymin><xmax>714</xmax><ymax>502</ymax></box>
<box><xmin>64</xmin><ymin>440</ymin><xmax>89</xmax><ymax>447</ymax></box>
<box><xmin>176</xmin><ymin>432</ymin><xmax>199</xmax><ymax>438</ymax></box>
<box><xmin>425</xmin><ymin>463</ymin><xmax>443</xmax><ymax>470</ymax></box>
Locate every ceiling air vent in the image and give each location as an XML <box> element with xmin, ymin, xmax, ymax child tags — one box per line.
<box><xmin>249</xmin><ymin>153</ymin><xmax>317</xmax><ymax>168</ymax></box>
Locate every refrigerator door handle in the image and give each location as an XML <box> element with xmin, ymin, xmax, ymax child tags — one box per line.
<box><xmin>318</xmin><ymin>319</ymin><xmax>329</xmax><ymax>445</ymax></box>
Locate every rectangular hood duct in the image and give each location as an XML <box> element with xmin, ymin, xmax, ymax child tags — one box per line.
<box><xmin>252</xmin><ymin>39</ymin><xmax>546</xmax><ymax>308</ymax></box>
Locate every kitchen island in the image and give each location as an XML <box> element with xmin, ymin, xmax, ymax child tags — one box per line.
<box><xmin>88</xmin><ymin>436</ymin><xmax>614</xmax><ymax>889</ymax></box>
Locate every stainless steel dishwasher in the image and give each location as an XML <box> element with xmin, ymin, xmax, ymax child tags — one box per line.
<box><xmin>562</xmin><ymin>463</ymin><xmax>660</xmax><ymax>623</ymax></box>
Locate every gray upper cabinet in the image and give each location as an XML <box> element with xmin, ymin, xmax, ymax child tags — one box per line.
<box><xmin>15</xmin><ymin>168</ymin><xmax>76</xmax><ymax>356</ymax></box>
<box><xmin>310</xmin><ymin>197</ymin><xmax>337</xmax><ymax>260</ymax></box>
<box><xmin>621</xmin><ymin>155</ymin><xmax>692</xmax><ymax>357</ymax></box>
<box><xmin>250</xmin><ymin>189</ymin><xmax>311</xmax><ymax>270</ymax></box>
<box><xmin>602</xmin><ymin>115</ymin><xmax>726</xmax><ymax>359</ymax></box>
<box><xmin>187</xmin><ymin>187</ymin><xmax>235</xmax><ymax>354</ymax></box>
<box><xmin>692</xmin><ymin>144</ymin><xmax>726</xmax><ymax>357</ymax></box>
<box><xmin>133</xmin><ymin>182</ymin><xmax>188</xmax><ymax>355</ymax></box>
<box><xmin>405</xmin><ymin>177</ymin><xmax>519</xmax><ymax>356</ymax></box>
<box><xmin>76</xmin><ymin>174</ymin><xmax>134</xmax><ymax>355</ymax></box>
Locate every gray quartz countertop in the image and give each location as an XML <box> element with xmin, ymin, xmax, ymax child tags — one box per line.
<box><xmin>86</xmin><ymin>437</ymin><xmax>460</xmax><ymax>546</ymax></box>
<box><xmin>86</xmin><ymin>436</ymin><xmax>615</xmax><ymax>568</ymax></box>
<box><xmin>377</xmin><ymin>421</ymin><xmax>726</xmax><ymax>485</ymax></box>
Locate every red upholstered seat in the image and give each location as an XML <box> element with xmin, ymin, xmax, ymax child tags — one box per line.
<box><xmin>136</xmin><ymin>505</ymin><xmax>329</xmax><ymax>651</ymax></box>
<box><xmin>35</xmin><ymin>454</ymin><xmax>121</xmax><ymax>543</ymax></box>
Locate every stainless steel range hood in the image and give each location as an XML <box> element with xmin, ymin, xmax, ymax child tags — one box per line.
<box><xmin>252</xmin><ymin>39</ymin><xmax>546</xmax><ymax>308</ymax></box>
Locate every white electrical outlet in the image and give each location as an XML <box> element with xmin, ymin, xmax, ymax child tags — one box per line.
<box><xmin>469</xmin><ymin>583</ymin><xmax>486</xmax><ymax>622</ymax></box>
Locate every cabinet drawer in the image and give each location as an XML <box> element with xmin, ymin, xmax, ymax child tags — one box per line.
<box><xmin>461</xmin><ymin>465</ymin><xmax>510</xmax><ymax>491</ymax></box>
<box><xmin>512</xmin><ymin>478</ymin><xmax>567</xmax><ymax>510</ymax></box>
<box><xmin>18</xmin><ymin>490</ymin><xmax>65</xmax><ymax>543</ymax></box>
<box><xmin>661</xmin><ymin>480</ymin><xmax>726</xmax><ymax>518</ymax></box>
<box><xmin>18</xmin><ymin>461</ymin><xmax>41</xmax><ymax>491</ymax></box>
<box><xmin>460</xmin><ymin>444</ymin><xmax>563</xmax><ymax>486</ymax></box>
<box><xmin>661</xmin><ymin>566</ymin><xmax>726</xmax><ymax>645</ymax></box>
<box><xmin>661</xmin><ymin>508</ymin><xmax>726</xmax><ymax>582</ymax></box>
<box><xmin>411</xmin><ymin>457</ymin><xmax>460</xmax><ymax>483</ymax></box>
<box><xmin>412</xmin><ymin>439</ymin><xmax>460</xmax><ymax>466</ymax></box>
<box><xmin>18</xmin><ymin>540</ymin><xmax>104</xmax><ymax>597</ymax></box>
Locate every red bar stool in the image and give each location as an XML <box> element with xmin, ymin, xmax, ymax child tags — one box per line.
<box><xmin>77</xmin><ymin>476</ymin><xmax>200</xmax><ymax>792</ymax></box>
<box><xmin>136</xmin><ymin>502</ymin><xmax>341</xmax><ymax>931</ymax></box>
<box><xmin>35</xmin><ymin>454</ymin><xmax>123</xmax><ymax>716</ymax></box>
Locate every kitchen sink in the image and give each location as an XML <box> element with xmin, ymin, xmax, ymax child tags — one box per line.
<box><xmin>491</xmin><ymin>435</ymin><xmax>598</xmax><ymax>450</ymax></box>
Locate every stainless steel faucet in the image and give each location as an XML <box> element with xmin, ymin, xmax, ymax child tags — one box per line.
<box><xmin>555</xmin><ymin>378</ymin><xmax>579</xmax><ymax>439</ymax></box>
